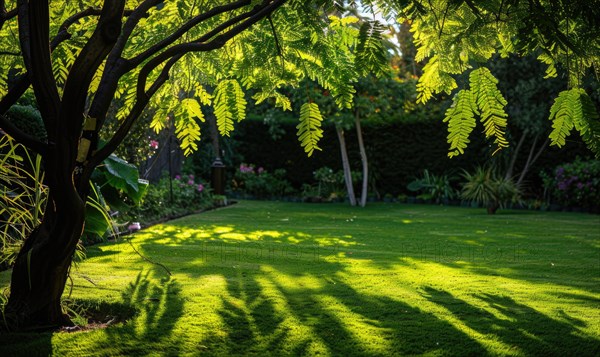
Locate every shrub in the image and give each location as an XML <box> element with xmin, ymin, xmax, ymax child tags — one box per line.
<box><xmin>232</xmin><ymin>164</ymin><xmax>294</xmax><ymax>198</ymax></box>
<box><xmin>541</xmin><ymin>158</ymin><xmax>600</xmax><ymax>210</ymax></box>
<box><xmin>126</xmin><ymin>174</ymin><xmax>212</xmax><ymax>223</ymax></box>
<box><xmin>461</xmin><ymin>167</ymin><xmax>521</xmax><ymax>214</ymax></box>
<box><xmin>6</xmin><ymin>104</ymin><xmax>47</xmax><ymax>142</ymax></box>
<box><xmin>407</xmin><ymin>169</ymin><xmax>457</xmax><ymax>204</ymax></box>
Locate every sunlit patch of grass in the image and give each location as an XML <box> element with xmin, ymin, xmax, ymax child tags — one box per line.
<box><xmin>0</xmin><ymin>201</ymin><xmax>599</xmax><ymax>356</ymax></box>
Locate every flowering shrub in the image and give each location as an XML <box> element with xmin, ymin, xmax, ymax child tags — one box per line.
<box><xmin>233</xmin><ymin>163</ymin><xmax>294</xmax><ymax>198</ymax></box>
<box><xmin>126</xmin><ymin>174</ymin><xmax>212</xmax><ymax>222</ymax></box>
<box><xmin>541</xmin><ymin>158</ymin><xmax>600</xmax><ymax>210</ymax></box>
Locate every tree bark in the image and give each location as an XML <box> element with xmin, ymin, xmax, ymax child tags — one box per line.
<box><xmin>354</xmin><ymin>110</ymin><xmax>368</xmax><ymax>207</ymax></box>
<box><xmin>5</xmin><ymin>159</ymin><xmax>86</xmax><ymax>330</ymax></box>
<box><xmin>335</xmin><ymin>124</ymin><xmax>356</xmax><ymax>206</ymax></box>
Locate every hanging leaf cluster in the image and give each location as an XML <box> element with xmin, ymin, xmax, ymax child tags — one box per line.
<box><xmin>387</xmin><ymin>0</ymin><xmax>600</xmax><ymax>157</ymax></box>
<box><xmin>444</xmin><ymin>67</ymin><xmax>508</xmax><ymax>157</ymax></box>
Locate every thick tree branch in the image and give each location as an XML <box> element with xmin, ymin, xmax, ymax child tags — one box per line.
<box><xmin>137</xmin><ymin>0</ymin><xmax>286</xmax><ymax>100</ymax></box>
<box><xmin>50</xmin><ymin>7</ymin><xmax>135</xmax><ymax>49</ymax></box>
<box><xmin>89</xmin><ymin>55</ymin><xmax>181</xmax><ymax>169</ymax></box>
<box><xmin>107</xmin><ymin>0</ymin><xmax>162</xmax><ymax>67</ymax></box>
<box><xmin>0</xmin><ymin>50</ymin><xmax>20</xmax><ymax>56</ymax></box>
<box><xmin>0</xmin><ymin>75</ymin><xmax>28</xmax><ymax>115</ymax></box>
<box><xmin>0</xmin><ymin>1</ymin><xmax>17</xmax><ymax>30</ymax></box>
<box><xmin>18</xmin><ymin>0</ymin><xmax>60</xmax><ymax>135</ymax></box>
<box><xmin>126</xmin><ymin>0</ymin><xmax>251</xmax><ymax>69</ymax></box>
<box><xmin>86</xmin><ymin>0</ymin><xmax>162</xmax><ymax>134</ymax></box>
<box><xmin>0</xmin><ymin>70</ymin><xmax>43</xmax><ymax>156</ymax></box>
<box><xmin>60</xmin><ymin>0</ymin><xmax>125</xmax><ymax>145</ymax></box>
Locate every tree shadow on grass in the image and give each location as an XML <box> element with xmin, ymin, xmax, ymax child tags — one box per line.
<box><xmin>207</xmin><ymin>272</ymin><xmax>488</xmax><ymax>356</ymax></box>
<box><xmin>0</xmin><ymin>328</ymin><xmax>53</xmax><ymax>357</ymax></box>
<box><xmin>96</xmin><ymin>270</ymin><xmax>185</xmax><ymax>355</ymax></box>
<box><xmin>0</xmin><ymin>270</ymin><xmax>184</xmax><ymax>357</ymax></box>
<box><xmin>422</xmin><ymin>287</ymin><xmax>600</xmax><ymax>356</ymax></box>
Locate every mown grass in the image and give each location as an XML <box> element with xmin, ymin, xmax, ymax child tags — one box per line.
<box><xmin>1</xmin><ymin>201</ymin><xmax>599</xmax><ymax>356</ymax></box>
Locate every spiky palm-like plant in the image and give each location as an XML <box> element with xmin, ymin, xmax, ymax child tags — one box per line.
<box><xmin>461</xmin><ymin>167</ymin><xmax>520</xmax><ymax>214</ymax></box>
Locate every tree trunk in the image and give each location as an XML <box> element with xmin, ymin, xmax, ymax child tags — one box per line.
<box><xmin>354</xmin><ymin>110</ymin><xmax>368</xmax><ymax>207</ymax></box>
<box><xmin>487</xmin><ymin>202</ymin><xmax>499</xmax><ymax>215</ymax></box>
<box><xmin>335</xmin><ymin>124</ymin><xmax>356</xmax><ymax>206</ymax></box>
<box><xmin>516</xmin><ymin>135</ymin><xmax>549</xmax><ymax>187</ymax></box>
<box><xmin>4</xmin><ymin>140</ymin><xmax>87</xmax><ymax>330</ymax></box>
<box><xmin>4</xmin><ymin>189</ymin><xmax>85</xmax><ymax>330</ymax></box>
<box><xmin>505</xmin><ymin>130</ymin><xmax>527</xmax><ymax>180</ymax></box>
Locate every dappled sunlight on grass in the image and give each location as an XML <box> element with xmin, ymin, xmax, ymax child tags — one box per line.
<box><xmin>1</xmin><ymin>201</ymin><xmax>598</xmax><ymax>355</ymax></box>
<box><xmin>261</xmin><ymin>266</ymin><xmax>324</xmax><ymax>291</ymax></box>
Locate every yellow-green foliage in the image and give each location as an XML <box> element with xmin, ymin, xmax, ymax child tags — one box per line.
<box><xmin>397</xmin><ymin>0</ymin><xmax>600</xmax><ymax>157</ymax></box>
<box><xmin>128</xmin><ymin>6</ymin><xmax>387</xmax><ymax>156</ymax></box>
<box><xmin>214</xmin><ymin>79</ymin><xmax>247</xmax><ymax>137</ymax></box>
<box><xmin>174</xmin><ymin>98</ymin><xmax>204</xmax><ymax>156</ymax></box>
<box><xmin>549</xmin><ymin>88</ymin><xmax>600</xmax><ymax>155</ymax></box>
<box><xmin>443</xmin><ymin>90</ymin><xmax>478</xmax><ymax>157</ymax></box>
<box><xmin>443</xmin><ymin>67</ymin><xmax>508</xmax><ymax>157</ymax></box>
<box><xmin>297</xmin><ymin>102</ymin><xmax>324</xmax><ymax>157</ymax></box>
<box><xmin>469</xmin><ymin>67</ymin><xmax>509</xmax><ymax>154</ymax></box>
<box><xmin>0</xmin><ymin>1</ymin><xmax>390</xmax><ymax>161</ymax></box>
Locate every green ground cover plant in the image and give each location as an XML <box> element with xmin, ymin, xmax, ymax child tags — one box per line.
<box><xmin>1</xmin><ymin>201</ymin><xmax>598</xmax><ymax>356</ymax></box>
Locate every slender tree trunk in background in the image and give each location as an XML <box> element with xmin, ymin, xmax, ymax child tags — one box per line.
<box><xmin>504</xmin><ymin>131</ymin><xmax>549</xmax><ymax>188</ymax></box>
<box><xmin>355</xmin><ymin>110</ymin><xmax>368</xmax><ymax>207</ymax></box>
<box><xmin>505</xmin><ymin>130</ymin><xmax>527</xmax><ymax>180</ymax></box>
<box><xmin>517</xmin><ymin>136</ymin><xmax>549</xmax><ymax>187</ymax></box>
<box><xmin>335</xmin><ymin>124</ymin><xmax>356</xmax><ymax>206</ymax></box>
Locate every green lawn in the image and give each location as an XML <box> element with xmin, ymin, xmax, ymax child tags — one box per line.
<box><xmin>1</xmin><ymin>201</ymin><xmax>599</xmax><ymax>356</ymax></box>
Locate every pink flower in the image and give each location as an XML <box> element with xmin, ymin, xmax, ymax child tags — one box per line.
<box><xmin>175</xmin><ymin>175</ymin><xmax>181</xmax><ymax>180</ymax></box>
<box><xmin>128</xmin><ymin>222</ymin><xmax>141</xmax><ymax>231</ymax></box>
<box><xmin>257</xmin><ymin>167</ymin><xmax>265</xmax><ymax>174</ymax></box>
<box><xmin>149</xmin><ymin>140</ymin><xmax>159</xmax><ymax>149</ymax></box>
<box><xmin>197</xmin><ymin>184</ymin><xmax>204</xmax><ymax>192</ymax></box>
<box><xmin>239</xmin><ymin>164</ymin><xmax>254</xmax><ymax>173</ymax></box>
<box><xmin>189</xmin><ymin>174</ymin><xmax>195</xmax><ymax>179</ymax></box>
<box><xmin>188</xmin><ymin>179</ymin><xmax>194</xmax><ymax>185</ymax></box>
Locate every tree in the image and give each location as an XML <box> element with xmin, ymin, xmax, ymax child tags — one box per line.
<box><xmin>0</xmin><ymin>0</ymin><xmax>388</xmax><ymax>330</ymax></box>
<box><xmin>1</xmin><ymin>0</ymin><xmax>599</xmax><ymax>331</ymax></box>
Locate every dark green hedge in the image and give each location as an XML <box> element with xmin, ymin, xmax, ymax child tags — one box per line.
<box><xmin>232</xmin><ymin>117</ymin><xmax>590</xmax><ymax>197</ymax></box>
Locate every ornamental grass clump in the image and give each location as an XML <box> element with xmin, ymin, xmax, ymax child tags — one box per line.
<box><xmin>460</xmin><ymin>166</ymin><xmax>521</xmax><ymax>214</ymax></box>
